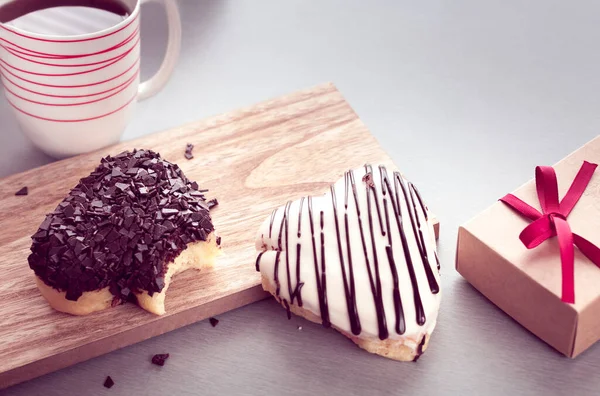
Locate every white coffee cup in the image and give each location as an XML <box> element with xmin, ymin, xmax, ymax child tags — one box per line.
<box><xmin>0</xmin><ymin>0</ymin><xmax>181</xmax><ymax>158</ymax></box>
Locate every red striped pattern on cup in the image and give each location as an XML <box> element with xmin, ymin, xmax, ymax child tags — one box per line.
<box><xmin>0</xmin><ymin>16</ymin><xmax>140</xmax><ymax>120</ymax></box>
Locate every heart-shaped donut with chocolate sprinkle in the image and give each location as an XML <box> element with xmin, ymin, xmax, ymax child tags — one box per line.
<box><xmin>255</xmin><ymin>164</ymin><xmax>440</xmax><ymax>361</ymax></box>
<box><xmin>28</xmin><ymin>149</ymin><xmax>221</xmax><ymax>316</ymax></box>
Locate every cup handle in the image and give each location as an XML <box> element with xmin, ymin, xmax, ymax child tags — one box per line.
<box><xmin>137</xmin><ymin>0</ymin><xmax>182</xmax><ymax>101</ymax></box>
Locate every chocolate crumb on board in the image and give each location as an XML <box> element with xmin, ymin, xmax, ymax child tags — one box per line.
<box><xmin>15</xmin><ymin>186</ymin><xmax>28</xmax><ymax>196</ymax></box>
<box><xmin>209</xmin><ymin>317</ymin><xmax>219</xmax><ymax>327</ymax></box>
<box><xmin>103</xmin><ymin>376</ymin><xmax>115</xmax><ymax>388</ymax></box>
<box><xmin>151</xmin><ymin>353</ymin><xmax>170</xmax><ymax>366</ymax></box>
<box><xmin>207</xmin><ymin>198</ymin><xmax>219</xmax><ymax>209</ymax></box>
<box><xmin>185</xmin><ymin>143</ymin><xmax>194</xmax><ymax>160</ymax></box>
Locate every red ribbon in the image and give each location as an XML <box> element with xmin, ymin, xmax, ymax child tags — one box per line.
<box><xmin>500</xmin><ymin>161</ymin><xmax>600</xmax><ymax>304</ymax></box>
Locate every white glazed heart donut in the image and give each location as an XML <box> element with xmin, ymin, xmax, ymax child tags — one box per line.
<box><xmin>255</xmin><ymin>164</ymin><xmax>441</xmax><ymax>361</ymax></box>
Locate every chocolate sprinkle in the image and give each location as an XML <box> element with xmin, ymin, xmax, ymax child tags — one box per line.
<box><xmin>209</xmin><ymin>317</ymin><xmax>219</xmax><ymax>327</ymax></box>
<box><xmin>361</xmin><ymin>173</ymin><xmax>375</xmax><ymax>188</ymax></box>
<box><xmin>103</xmin><ymin>376</ymin><xmax>114</xmax><ymax>388</ymax></box>
<box><xmin>110</xmin><ymin>296</ymin><xmax>123</xmax><ymax>307</ymax></box>
<box><xmin>15</xmin><ymin>186</ymin><xmax>28</xmax><ymax>196</ymax></box>
<box><xmin>28</xmin><ymin>150</ymin><xmax>216</xmax><ymax>302</ymax></box>
<box><xmin>151</xmin><ymin>353</ymin><xmax>170</xmax><ymax>366</ymax></box>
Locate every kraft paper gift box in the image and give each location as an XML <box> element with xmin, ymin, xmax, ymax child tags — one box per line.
<box><xmin>456</xmin><ymin>136</ymin><xmax>600</xmax><ymax>358</ymax></box>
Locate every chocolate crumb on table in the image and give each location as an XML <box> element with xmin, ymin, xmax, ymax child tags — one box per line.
<box><xmin>209</xmin><ymin>317</ymin><xmax>219</xmax><ymax>327</ymax></box>
<box><xmin>103</xmin><ymin>376</ymin><xmax>114</xmax><ymax>388</ymax></box>
<box><xmin>151</xmin><ymin>353</ymin><xmax>170</xmax><ymax>366</ymax></box>
<box><xmin>15</xmin><ymin>186</ymin><xmax>28</xmax><ymax>196</ymax></box>
<box><xmin>185</xmin><ymin>143</ymin><xmax>194</xmax><ymax>160</ymax></box>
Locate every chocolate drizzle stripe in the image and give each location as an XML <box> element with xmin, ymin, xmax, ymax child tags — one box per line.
<box><xmin>269</xmin><ymin>208</ymin><xmax>277</xmax><ymax>239</ymax></box>
<box><xmin>294</xmin><ymin>244</ymin><xmax>304</xmax><ymax>306</ymax></box>
<box><xmin>386</xmin><ymin>245</ymin><xmax>406</xmax><ymax>335</ymax></box>
<box><xmin>344</xmin><ymin>172</ymin><xmax>350</xmax><ymax>209</ymax></box>
<box><xmin>273</xmin><ymin>250</ymin><xmax>282</xmax><ymax>296</ymax></box>
<box><xmin>411</xmin><ymin>182</ymin><xmax>441</xmax><ymax>271</ymax></box>
<box><xmin>308</xmin><ymin>197</ymin><xmax>330</xmax><ymax>327</ymax></box>
<box><xmin>283</xmin><ymin>299</ymin><xmax>292</xmax><ymax>320</ymax></box>
<box><xmin>273</xmin><ymin>204</ymin><xmax>295</xmax><ymax>316</ymax></box>
<box><xmin>398</xmin><ymin>176</ymin><xmax>439</xmax><ymax>294</ymax></box>
<box><xmin>319</xmin><ymin>210</ymin><xmax>330</xmax><ymax>327</ymax></box>
<box><xmin>331</xmin><ymin>183</ymin><xmax>361</xmax><ymax>335</ymax></box>
<box><xmin>365</xmin><ymin>164</ymin><xmax>386</xmax><ymax>236</ymax></box>
<box><xmin>277</xmin><ymin>206</ymin><xmax>285</xmax><ymax>250</ymax></box>
<box><xmin>409</xmin><ymin>185</ymin><xmax>435</xmax><ymax>274</ymax></box>
<box><xmin>414</xmin><ymin>334</ymin><xmax>427</xmax><ymax>362</ymax></box>
<box><xmin>255</xmin><ymin>251</ymin><xmax>265</xmax><ymax>271</ymax></box>
<box><xmin>380</xmin><ymin>166</ymin><xmax>387</xmax><ymax>197</ymax></box>
<box><xmin>295</xmin><ymin>197</ymin><xmax>305</xmax><ymax>306</ymax></box>
<box><xmin>283</xmin><ymin>201</ymin><xmax>291</xmax><ymax>300</ymax></box>
<box><xmin>410</xmin><ymin>183</ymin><xmax>429</xmax><ymax>221</ymax></box>
<box><xmin>343</xmin><ymin>211</ymin><xmax>361</xmax><ymax>334</ymax></box>
<box><xmin>283</xmin><ymin>201</ymin><xmax>303</xmax><ymax>306</ymax></box>
<box><xmin>297</xmin><ymin>197</ymin><xmax>304</xmax><ymax>237</ymax></box>
<box><xmin>384</xmin><ymin>198</ymin><xmax>406</xmax><ymax>335</ymax></box>
<box><xmin>358</xmin><ymin>168</ymin><xmax>388</xmax><ymax>340</ymax></box>
<box><xmin>380</xmin><ymin>166</ymin><xmax>426</xmax><ymax>326</ymax></box>
<box><xmin>397</xmin><ymin>211</ymin><xmax>426</xmax><ymax>326</ymax></box>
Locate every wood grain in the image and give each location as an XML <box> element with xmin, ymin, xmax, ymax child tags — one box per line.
<box><xmin>0</xmin><ymin>83</ymin><xmax>437</xmax><ymax>389</ymax></box>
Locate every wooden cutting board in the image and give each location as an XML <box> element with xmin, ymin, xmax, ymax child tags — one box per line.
<box><xmin>0</xmin><ymin>83</ymin><xmax>439</xmax><ymax>389</ymax></box>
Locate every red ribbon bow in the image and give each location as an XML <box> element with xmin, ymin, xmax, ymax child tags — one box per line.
<box><xmin>500</xmin><ymin>161</ymin><xmax>600</xmax><ymax>304</ymax></box>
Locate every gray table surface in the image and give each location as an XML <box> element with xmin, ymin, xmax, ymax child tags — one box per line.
<box><xmin>2</xmin><ymin>1</ymin><xmax>600</xmax><ymax>395</ymax></box>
